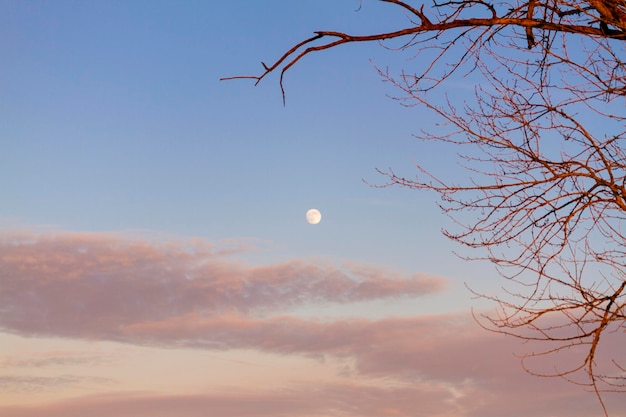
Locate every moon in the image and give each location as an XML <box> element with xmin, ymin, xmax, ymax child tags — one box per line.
<box><xmin>306</xmin><ymin>208</ymin><xmax>322</xmax><ymax>225</ymax></box>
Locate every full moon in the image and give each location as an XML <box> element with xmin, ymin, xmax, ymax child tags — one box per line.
<box><xmin>306</xmin><ymin>208</ymin><xmax>322</xmax><ymax>225</ymax></box>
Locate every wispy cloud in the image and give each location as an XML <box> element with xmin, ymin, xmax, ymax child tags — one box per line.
<box><xmin>0</xmin><ymin>351</ymin><xmax>112</xmax><ymax>369</ymax></box>
<box><xmin>0</xmin><ymin>231</ymin><xmax>445</xmax><ymax>342</ymax></box>
<box><xmin>0</xmin><ymin>375</ymin><xmax>114</xmax><ymax>393</ymax></box>
<box><xmin>0</xmin><ymin>376</ymin><xmax>618</xmax><ymax>417</ymax></box>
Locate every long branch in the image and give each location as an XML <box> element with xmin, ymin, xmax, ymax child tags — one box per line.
<box><xmin>222</xmin><ymin>16</ymin><xmax>626</xmax><ymax>102</ymax></box>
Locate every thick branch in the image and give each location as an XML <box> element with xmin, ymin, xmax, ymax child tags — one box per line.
<box><xmin>222</xmin><ymin>16</ymin><xmax>626</xmax><ymax>102</ymax></box>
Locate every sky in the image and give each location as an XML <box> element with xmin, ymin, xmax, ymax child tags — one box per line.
<box><xmin>1</xmin><ymin>1</ymin><xmax>624</xmax><ymax>416</ymax></box>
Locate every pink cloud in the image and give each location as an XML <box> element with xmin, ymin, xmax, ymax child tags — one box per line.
<box><xmin>0</xmin><ymin>377</ymin><xmax>620</xmax><ymax>417</ymax></box>
<box><xmin>0</xmin><ymin>351</ymin><xmax>111</xmax><ymax>368</ymax></box>
<box><xmin>0</xmin><ymin>386</ymin><xmax>450</xmax><ymax>417</ymax></box>
<box><xmin>0</xmin><ymin>375</ymin><xmax>115</xmax><ymax>393</ymax></box>
<box><xmin>0</xmin><ymin>231</ymin><xmax>445</xmax><ymax>340</ymax></box>
<box><xmin>120</xmin><ymin>311</ymin><xmax>625</xmax><ymax>409</ymax></box>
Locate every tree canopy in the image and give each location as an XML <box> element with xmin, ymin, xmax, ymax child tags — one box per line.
<box><xmin>224</xmin><ymin>1</ymin><xmax>626</xmax><ymax>415</ymax></box>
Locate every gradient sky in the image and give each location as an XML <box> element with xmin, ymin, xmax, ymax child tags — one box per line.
<box><xmin>1</xmin><ymin>1</ymin><xmax>624</xmax><ymax>416</ymax></box>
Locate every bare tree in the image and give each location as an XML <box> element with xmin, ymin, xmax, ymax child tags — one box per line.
<box><xmin>224</xmin><ymin>0</ymin><xmax>626</xmax><ymax>414</ymax></box>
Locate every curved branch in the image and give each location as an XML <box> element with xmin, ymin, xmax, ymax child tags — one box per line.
<box><xmin>222</xmin><ymin>15</ymin><xmax>625</xmax><ymax>102</ymax></box>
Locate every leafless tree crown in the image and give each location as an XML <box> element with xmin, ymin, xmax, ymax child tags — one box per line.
<box><xmin>224</xmin><ymin>1</ymin><xmax>626</xmax><ymax>415</ymax></box>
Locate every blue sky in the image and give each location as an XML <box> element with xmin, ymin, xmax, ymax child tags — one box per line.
<box><xmin>3</xmin><ymin>2</ymin><xmax>622</xmax><ymax>416</ymax></box>
<box><xmin>2</xmin><ymin>0</ymin><xmax>470</xmax><ymax>279</ymax></box>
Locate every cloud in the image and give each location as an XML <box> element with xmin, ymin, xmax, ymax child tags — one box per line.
<box><xmin>0</xmin><ymin>375</ymin><xmax>114</xmax><ymax>393</ymax></box>
<box><xmin>0</xmin><ymin>231</ymin><xmax>445</xmax><ymax>341</ymax></box>
<box><xmin>118</xmin><ymin>311</ymin><xmax>622</xmax><ymax>415</ymax></box>
<box><xmin>0</xmin><ymin>386</ymin><xmax>446</xmax><ymax>417</ymax></box>
<box><xmin>0</xmin><ymin>377</ymin><xmax>620</xmax><ymax>417</ymax></box>
<box><xmin>0</xmin><ymin>351</ymin><xmax>112</xmax><ymax>369</ymax></box>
